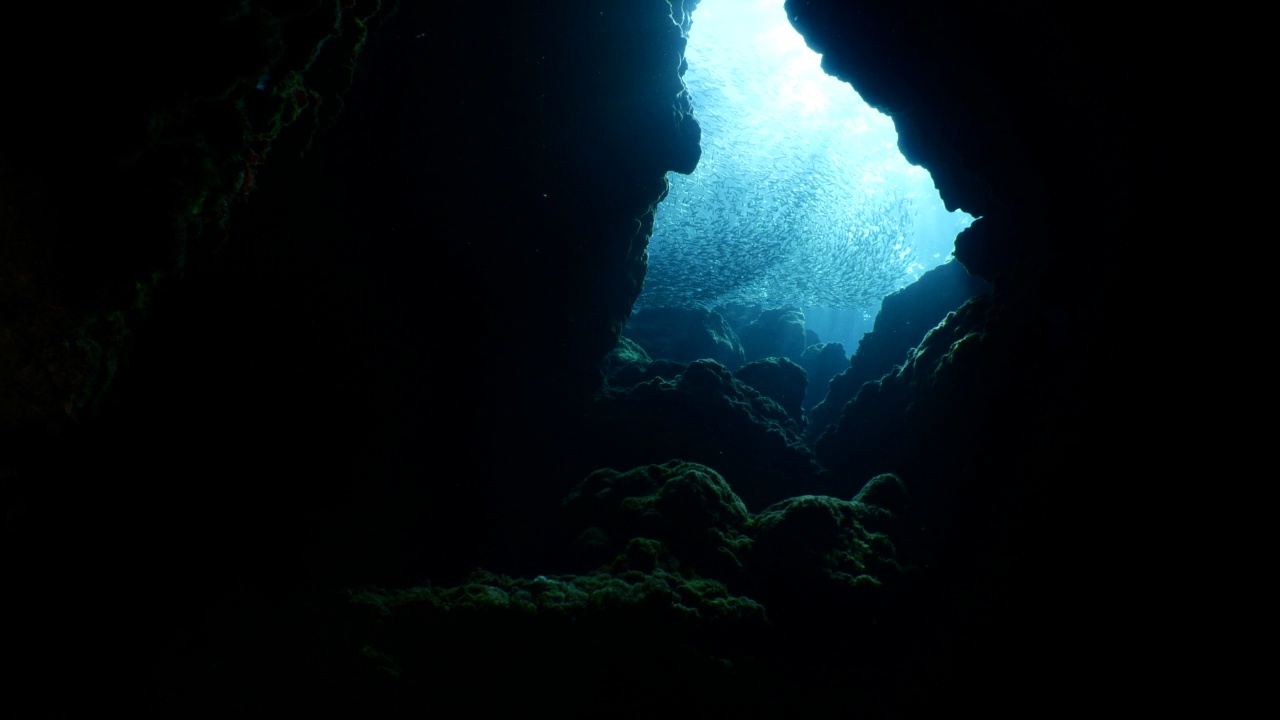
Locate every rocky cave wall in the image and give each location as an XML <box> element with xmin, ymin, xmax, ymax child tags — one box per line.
<box><xmin>785</xmin><ymin>0</ymin><xmax>1161</xmax><ymax>520</ymax></box>
<box><xmin>2</xmin><ymin>0</ymin><xmax>705</xmax><ymax>576</ymax></box>
<box><xmin>783</xmin><ymin>0</ymin><xmax>1175</xmax><ymax>689</ymax></box>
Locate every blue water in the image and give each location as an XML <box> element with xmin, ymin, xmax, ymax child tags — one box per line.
<box><xmin>642</xmin><ymin>0</ymin><xmax>972</xmax><ymax>346</ymax></box>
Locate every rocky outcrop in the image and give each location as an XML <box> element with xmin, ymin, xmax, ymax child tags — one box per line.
<box><xmin>797</xmin><ymin>341</ymin><xmax>847</xmax><ymax>416</ymax></box>
<box><xmin>734</xmin><ymin>357</ymin><xmax>808</xmax><ymax>426</ymax></box>
<box><xmin>623</xmin><ymin>307</ymin><xmax>745</xmax><ymax>368</ymax></box>
<box><xmin>739</xmin><ymin>307</ymin><xmax>808</xmax><ymax>363</ymax></box>
<box><xmin>583</xmin><ymin>360</ymin><xmax>827</xmax><ymax>510</ymax></box>
<box><xmin>807</xmin><ymin>259</ymin><xmax>990</xmax><ymax>444</ymax></box>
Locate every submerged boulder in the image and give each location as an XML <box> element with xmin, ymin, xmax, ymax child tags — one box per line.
<box><xmin>734</xmin><ymin>357</ymin><xmax>808</xmax><ymax>426</ymax></box>
<box><xmin>745</xmin><ymin>486</ymin><xmax>905</xmax><ymax>624</ymax></box>
<box><xmin>798</xmin><ymin>341</ymin><xmax>848</xmax><ymax>416</ymax></box>
<box><xmin>739</xmin><ymin>307</ymin><xmax>807</xmax><ymax>364</ymax></box>
<box><xmin>582</xmin><ymin>359</ymin><xmax>827</xmax><ymax>510</ymax></box>
<box><xmin>561</xmin><ymin>460</ymin><xmax>753</xmax><ymax>579</ymax></box>
<box><xmin>603</xmin><ymin>336</ymin><xmax>689</xmax><ymax>389</ymax></box>
<box><xmin>623</xmin><ymin>307</ymin><xmax>745</xmax><ymax>368</ymax></box>
<box><xmin>558</xmin><ymin>460</ymin><xmax>910</xmax><ymax>624</ymax></box>
<box><xmin>808</xmin><ymin>260</ymin><xmax>991</xmax><ymax>445</ymax></box>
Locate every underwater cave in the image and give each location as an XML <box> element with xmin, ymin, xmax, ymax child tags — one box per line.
<box><xmin>2</xmin><ymin>0</ymin><xmax>1186</xmax><ymax>715</ymax></box>
<box><xmin>639</xmin><ymin>0</ymin><xmax>973</xmax><ymax>349</ymax></box>
<box><xmin>625</xmin><ymin>0</ymin><xmax>987</xmax><ymax>437</ymax></box>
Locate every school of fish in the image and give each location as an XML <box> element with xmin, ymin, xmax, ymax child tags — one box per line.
<box><xmin>638</xmin><ymin>0</ymin><xmax>926</xmax><ymax>312</ymax></box>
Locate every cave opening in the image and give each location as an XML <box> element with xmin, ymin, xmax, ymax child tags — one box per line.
<box><xmin>637</xmin><ymin>0</ymin><xmax>973</xmax><ymax>351</ymax></box>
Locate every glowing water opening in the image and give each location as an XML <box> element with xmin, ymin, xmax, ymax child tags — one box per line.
<box><xmin>641</xmin><ymin>0</ymin><xmax>973</xmax><ymax>349</ymax></box>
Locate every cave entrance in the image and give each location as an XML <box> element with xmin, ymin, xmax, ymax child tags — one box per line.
<box><xmin>637</xmin><ymin>0</ymin><xmax>972</xmax><ymax>352</ymax></box>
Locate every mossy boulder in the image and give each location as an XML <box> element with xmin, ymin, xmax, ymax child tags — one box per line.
<box><xmin>562</xmin><ymin>460</ymin><xmax>753</xmax><ymax>580</ymax></box>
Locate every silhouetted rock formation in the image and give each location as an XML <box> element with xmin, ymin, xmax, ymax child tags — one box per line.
<box><xmin>624</xmin><ymin>307</ymin><xmax>745</xmax><ymax>368</ymax></box>
<box><xmin>734</xmin><ymin>356</ymin><xmax>808</xmax><ymax>426</ymax></box>
<box><xmin>808</xmin><ymin>259</ymin><xmax>990</xmax><ymax>443</ymax></box>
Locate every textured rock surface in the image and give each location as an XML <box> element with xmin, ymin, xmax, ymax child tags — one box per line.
<box><xmin>738</xmin><ymin>307</ymin><xmax>808</xmax><ymax>363</ymax></box>
<box><xmin>797</xmin><ymin>341</ymin><xmax>847</xmax><ymax>416</ymax></box>
<box><xmin>582</xmin><ymin>360</ymin><xmax>829</xmax><ymax>511</ymax></box>
<box><xmin>734</xmin><ymin>357</ymin><xmax>808</xmax><ymax>425</ymax></box>
<box><xmin>807</xmin><ymin>259</ymin><xmax>991</xmax><ymax>443</ymax></box>
<box><xmin>154</xmin><ymin>461</ymin><xmax>909</xmax><ymax>715</ymax></box>
<box><xmin>560</xmin><ymin>460</ymin><xmax>753</xmax><ymax>578</ymax></box>
<box><xmin>0</xmin><ymin>1</ymin><xmax>391</xmax><ymax>427</ymax></box>
<box><xmin>624</xmin><ymin>306</ymin><xmax>746</xmax><ymax>368</ymax></box>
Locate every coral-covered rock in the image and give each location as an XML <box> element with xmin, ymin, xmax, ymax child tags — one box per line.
<box><xmin>606</xmin><ymin>335</ymin><xmax>651</xmax><ymax>367</ymax></box>
<box><xmin>623</xmin><ymin>307</ymin><xmax>745</xmax><ymax>368</ymax></box>
<box><xmin>165</xmin><ymin>567</ymin><xmax>767</xmax><ymax>716</ymax></box>
<box><xmin>561</xmin><ymin>460</ymin><xmax>752</xmax><ymax>579</ymax></box>
<box><xmin>746</xmin><ymin>491</ymin><xmax>903</xmax><ymax>619</ymax></box>
<box><xmin>808</xmin><ymin>259</ymin><xmax>991</xmax><ymax>445</ymax></box>
<box><xmin>734</xmin><ymin>357</ymin><xmax>808</xmax><ymax>426</ymax></box>
<box><xmin>814</xmin><ymin>293</ymin><xmax>997</xmax><ymax>497</ymax></box>
<box><xmin>739</xmin><ymin>307</ymin><xmax>807</xmax><ymax>363</ymax></box>
<box><xmin>850</xmin><ymin>472</ymin><xmax>912</xmax><ymax>536</ymax></box>
<box><xmin>798</xmin><ymin>341</ymin><xmax>847</xmax><ymax>416</ymax></box>
<box><xmin>583</xmin><ymin>360</ymin><xmax>827</xmax><ymax>510</ymax></box>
